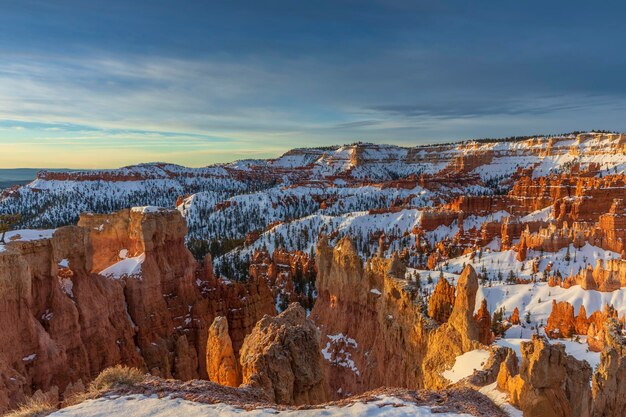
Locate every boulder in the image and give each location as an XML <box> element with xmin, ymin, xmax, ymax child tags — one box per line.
<box><xmin>240</xmin><ymin>303</ymin><xmax>327</xmax><ymax>405</ymax></box>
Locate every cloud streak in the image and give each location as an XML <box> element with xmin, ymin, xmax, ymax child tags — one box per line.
<box><xmin>2</xmin><ymin>1</ymin><xmax>626</xmax><ymax>167</ymax></box>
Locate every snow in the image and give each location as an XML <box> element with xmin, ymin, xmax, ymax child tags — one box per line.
<box><xmin>2</xmin><ymin>229</ymin><xmax>55</xmax><ymax>242</ymax></box>
<box><xmin>477</xmin><ymin>282</ymin><xmax>626</xmax><ymax>327</ymax></box>
<box><xmin>479</xmin><ymin>382</ymin><xmax>522</xmax><ymax>417</ymax></box>
<box><xmin>442</xmin><ymin>349</ymin><xmax>491</xmax><ymax>383</ymax></box>
<box><xmin>99</xmin><ymin>254</ymin><xmax>145</xmax><ymax>279</ymax></box>
<box><xmin>446</xmin><ymin>242</ymin><xmax>621</xmax><ymax>284</ymax></box>
<box><xmin>0</xmin><ymin>229</ymin><xmax>56</xmax><ymax>253</ymax></box>
<box><xmin>49</xmin><ymin>394</ymin><xmax>474</xmax><ymax>417</ymax></box>
<box><xmin>557</xmin><ymin>337</ymin><xmax>601</xmax><ymax>370</ymax></box>
<box><xmin>220</xmin><ymin>208</ymin><xmax>425</xmax><ymax>269</ymax></box>
<box><xmin>321</xmin><ymin>334</ymin><xmax>361</xmax><ymax>376</ymax></box>
<box><xmin>519</xmin><ymin>206</ymin><xmax>552</xmax><ymax>223</ymax></box>
<box><xmin>22</xmin><ymin>354</ymin><xmax>36</xmax><ymax>362</ymax></box>
<box><xmin>370</xmin><ymin>288</ymin><xmax>382</xmax><ymax>295</ymax></box>
<box><xmin>131</xmin><ymin>206</ymin><xmax>166</xmax><ymax>214</ymax></box>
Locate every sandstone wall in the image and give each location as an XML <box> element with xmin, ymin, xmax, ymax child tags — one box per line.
<box><xmin>310</xmin><ymin>236</ymin><xmax>484</xmax><ymax>398</ymax></box>
<box><xmin>0</xmin><ymin>208</ymin><xmax>276</xmax><ymax>412</ymax></box>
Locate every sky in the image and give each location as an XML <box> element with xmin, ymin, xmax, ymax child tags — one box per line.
<box><xmin>1</xmin><ymin>0</ymin><xmax>626</xmax><ymax>168</ymax></box>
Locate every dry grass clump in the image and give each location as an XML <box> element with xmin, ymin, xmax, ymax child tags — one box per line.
<box><xmin>65</xmin><ymin>365</ymin><xmax>144</xmax><ymax>406</ymax></box>
<box><xmin>5</xmin><ymin>397</ymin><xmax>57</xmax><ymax>417</ymax></box>
<box><xmin>88</xmin><ymin>365</ymin><xmax>145</xmax><ymax>392</ymax></box>
<box><xmin>10</xmin><ymin>365</ymin><xmax>146</xmax><ymax>414</ymax></box>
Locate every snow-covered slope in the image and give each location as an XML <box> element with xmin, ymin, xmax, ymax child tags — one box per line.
<box><xmin>4</xmin><ymin>132</ymin><xmax>625</xmax><ymax>232</ymax></box>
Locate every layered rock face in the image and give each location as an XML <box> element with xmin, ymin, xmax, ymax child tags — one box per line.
<box><xmin>495</xmin><ymin>333</ymin><xmax>626</xmax><ymax>417</ymax></box>
<box><xmin>0</xmin><ymin>208</ymin><xmax>275</xmax><ymax>412</ymax></box>
<box><xmin>239</xmin><ymin>303</ymin><xmax>327</xmax><ymax>405</ymax></box>
<box><xmin>497</xmin><ymin>335</ymin><xmax>592</xmax><ymax>417</ymax></box>
<box><xmin>310</xmin><ymin>236</ymin><xmax>483</xmax><ymax>397</ymax></box>
<box><xmin>0</xmin><ymin>225</ymin><xmax>143</xmax><ymax>411</ymax></box>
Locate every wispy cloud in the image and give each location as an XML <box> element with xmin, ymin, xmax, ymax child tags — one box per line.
<box><xmin>2</xmin><ymin>0</ymin><xmax>626</xmax><ymax>167</ymax></box>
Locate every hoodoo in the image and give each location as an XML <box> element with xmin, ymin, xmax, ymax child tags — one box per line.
<box><xmin>311</xmin><ymin>236</ymin><xmax>485</xmax><ymax>396</ymax></box>
<box><xmin>0</xmin><ymin>208</ymin><xmax>276</xmax><ymax>412</ymax></box>
<box><xmin>239</xmin><ymin>303</ymin><xmax>328</xmax><ymax>405</ymax></box>
<box><xmin>3</xmin><ymin>132</ymin><xmax>626</xmax><ymax>416</ymax></box>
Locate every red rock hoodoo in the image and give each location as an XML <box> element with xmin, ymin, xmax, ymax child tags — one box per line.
<box><xmin>0</xmin><ymin>208</ymin><xmax>276</xmax><ymax>412</ymax></box>
<box><xmin>239</xmin><ymin>303</ymin><xmax>328</xmax><ymax>405</ymax></box>
<box><xmin>311</xmin><ymin>236</ymin><xmax>484</xmax><ymax>397</ymax></box>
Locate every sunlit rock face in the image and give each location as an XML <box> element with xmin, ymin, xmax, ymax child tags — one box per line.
<box><xmin>497</xmin><ymin>335</ymin><xmax>592</xmax><ymax>417</ymax></box>
<box><xmin>310</xmin><ymin>236</ymin><xmax>484</xmax><ymax>397</ymax></box>
<box><xmin>428</xmin><ymin>277</ymin><xmax>455</xmax><ymax>324</ymax></box>
<box><xmin>206</xmin><ymin>316</ymin><xmax>239</xmax><ymax>387</ymax></box>
<box><xmin>0</xmin><ymin>208</ymin><xmax>275</xmax><ymax>413</ymax></box>
<box><xmin>239</xmin><ymin>303</ymin><xmax>327</xmax><ymax>405</ymax></box>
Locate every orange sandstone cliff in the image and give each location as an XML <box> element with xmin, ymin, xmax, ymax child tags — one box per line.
<box><xmin>310</xmin><ymin>236</ymin><xmax>484</xmax><ymax>398</ymax></box>
<box><xmin>0</xmin><ymin>208</ymin><xmax>275</xmax><ymax>412</ymax></box>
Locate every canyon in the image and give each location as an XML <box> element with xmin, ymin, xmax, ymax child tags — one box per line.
<box><xmin>0</xmin><ymin>208</ymin><xmax>276</xmax><ymax>412</ymax></box>
<box><xmin>3</xmin><ymin>132</ymin><xmax>626</xmax><ymax>416</ymax></box>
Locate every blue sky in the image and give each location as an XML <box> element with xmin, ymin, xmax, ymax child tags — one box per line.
<box><xmin>1</xmin><ymin>0</ymin><xmax>626</xmax><ymax>168</ymax></box>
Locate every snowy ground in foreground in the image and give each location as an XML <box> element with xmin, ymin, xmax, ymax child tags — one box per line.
<box><xmin>479</xmin><ymin>383</ymin><xmax>522</xmax><ymax>417</ymax></box>
<box><xmin>49</xmin><ymin>394</ymin><xmax>473</xmax><ymax>417</ymax></box>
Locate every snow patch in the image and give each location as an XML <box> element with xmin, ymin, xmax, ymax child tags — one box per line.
<box><xmin>442</xmin><ymin>349</ymin><xmax>490</xmax><ymax>383</ymax></box>
<box><xmin>131</xmin><ymin>206</ymin><xmax>166</xmax><ymax>214</ymax></box>
<box><xmin>321</xmin><ymin>334</ymin><xmax>360</xmax><ymax>376</ymax></box>
<box><xmin>99</xmin><ymin>254</ymin><xmax>145</xmax><ymax>279</ymax></box>
<box><xmin>479</xmin><ymin>382</ymin><xmax>523</xmax><ymax>417</ymax></box>
<box><xmin>49</xmin><ymin>394</ymin><xmax>474</xmax><ymax>417</ymax></box>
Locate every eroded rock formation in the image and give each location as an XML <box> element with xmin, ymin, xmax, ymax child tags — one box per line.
<box><xmin>495</xmin><ymin>330</ymin><xmax>626</xmax><ymax>417</ymax></box>
<box><xmin>206</xmin><ymin>316</ymin><xmax>239</xmax><ymax>387</ymax></box>
<box><xmin>474</xmin><ymin>299</ymin><xmax>494</xmax><ymax>345</ymax></box>
<box><xmin>239</xmin><ymin>303</ymin><xmax>327</xmax><ymax>405</ymax></box>
<box><xmin>497</xmin><ymin>335</ymin><xmax>592</xmax><ymax>417</ymax></box>
<box><xmin>428</xmin><ymin>277</ymin><xmax>455</xmax><ymax>323</ymax></box>
<box><xmin>545</xmin><ymin>300</ymin><xmax>624</xmax><ymax>352</ymax></box>
<box><xmin>545</xmin><ymin>300</ymin><xmax>577</xmax><ymax>338</ymax></box>
<box><xmin>0</xmin><ymin>208</ymin><xmax>276</xmax><ymax>413</ymax></box>
<box><xmin>311</xmin><ymin>236</ymin><xmax>484</xmax><ymax>397</ymax></box>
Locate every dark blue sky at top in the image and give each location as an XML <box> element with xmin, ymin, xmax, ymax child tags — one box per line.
<box><xmin>1</xmin><ymin>0</ymin><xmax>626</xmax><ymax>167</ymax></box>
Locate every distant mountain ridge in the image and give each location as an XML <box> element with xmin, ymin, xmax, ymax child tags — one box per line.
<box><xmin>0</xmin><ymin>168</ymin><xmax>72</xmax><ymax>189</ymax></box>
<box><xmin>2</xmin><ymin>131</ymin><xmax>625</xmax><ymax>231</ymax></box>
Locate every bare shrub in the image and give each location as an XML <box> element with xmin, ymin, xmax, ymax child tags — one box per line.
<box><xmin>5</xmin><ymin>397</ymin><xmax>56</xmax><ymax>417</ymax></box>
<box><xmin>89</xmin><ymin>365</ymin><xmax>144</xmax><ymax>393</ymax></box>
